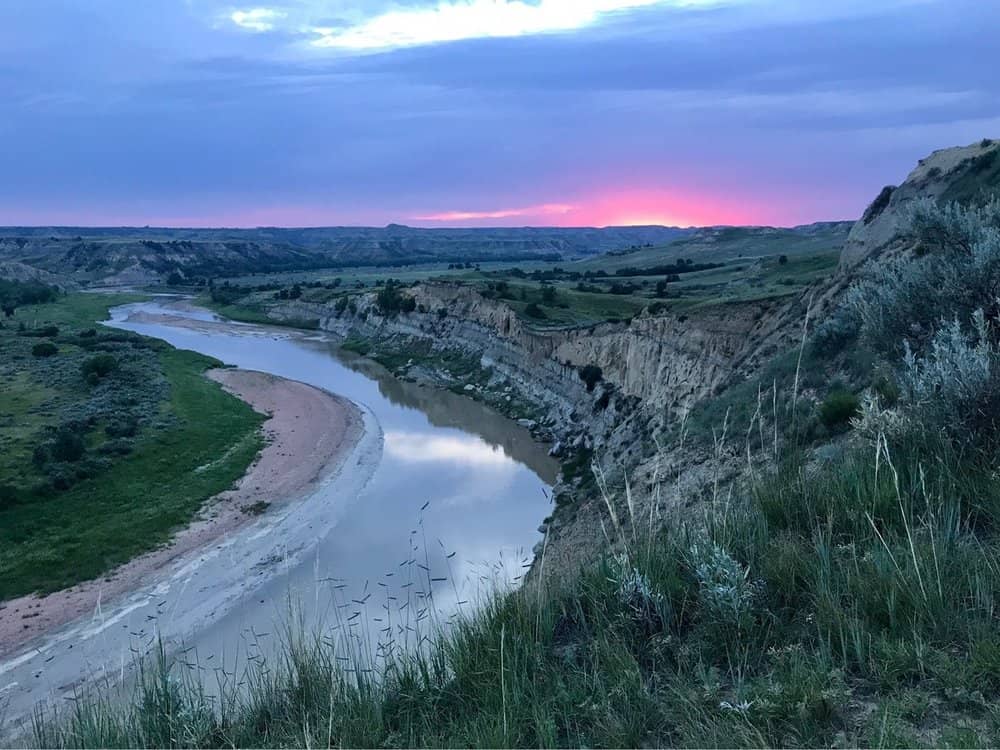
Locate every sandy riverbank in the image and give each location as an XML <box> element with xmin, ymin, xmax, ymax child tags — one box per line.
<box><xmin>0</xmin><ymin>369</ymin><xmax>363</xmax><ymax>658</ymax></box>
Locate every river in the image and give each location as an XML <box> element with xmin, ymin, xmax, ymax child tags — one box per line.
<box><xmin>0</xmin><ymin>299</ymin><xmax>556</xmax><ymax>735</ymax></box>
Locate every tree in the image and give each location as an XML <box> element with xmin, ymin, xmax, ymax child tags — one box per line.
<box><xmin>778</xmin><ymin>254</ymin><xmax>789</xmax><ymax>265</ymax></box>
<box><xmin>524</xmin><ymin>303</ymin><xmax>546</xmax><ymax>319</ymax></box>
<box><xmin>81</xmin><ymin>354</ymin><xmax>117</xmax><ymax>379</ymax></box>
<box><xmin>578</xmin><ymin>364</ymin><xmax>603</xmax><ymax>392</ymax></box>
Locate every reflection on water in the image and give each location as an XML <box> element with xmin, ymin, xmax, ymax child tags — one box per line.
<box><xmin>109</xmin><ymin>300</ymin><xmax>556</xmax><ymax>655</ymax></box>
<box><xmin>318</xmin><ymin>342</ymin><xmax>558</xmax><ymax>483</ymax></box>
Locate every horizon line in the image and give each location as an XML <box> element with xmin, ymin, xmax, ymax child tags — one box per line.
<box><xmin>0</xmin><ymin>219</ymin><xmax>855</xmax><ymax>233</ymax></box>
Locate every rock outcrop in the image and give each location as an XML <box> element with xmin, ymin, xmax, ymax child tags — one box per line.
<box><xmin>840</xmin><ymin>139</ymin><xmax>1000</xmax><ymax>269</ymax></box>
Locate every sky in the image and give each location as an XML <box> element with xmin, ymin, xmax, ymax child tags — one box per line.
<box><xmin>0</xmin><ymin>0</ymin><xmax>997</xmax><ymax>228</ymax></box>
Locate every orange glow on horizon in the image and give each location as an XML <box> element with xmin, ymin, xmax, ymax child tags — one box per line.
<box><xmin>411</xmin><ymin>187</ymin><xmax>766</xmax><ymax>228</ymax></box>
<box><xmin>565</xmin><ymin>188</ymin><xmax>763</xmax><ymax>228</ymax></box>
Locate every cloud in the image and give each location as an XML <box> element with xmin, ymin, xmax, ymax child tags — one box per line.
<box><xmin>231</xmin><ymin>7</ymin><xmax>285</xmax><ymax>32</ymax></box>
<box><xmin>413</xmin><ymin>203</ymin><xmax>576</xmax><ymax>222</ymax></box>
<box><xmin>384</xmin><ymin>431</ymin><xmax>516</xmax><ymax>470</ymax></box>
<box><xmin>309</xmin><ymin>0</ymin><xmax>708</xmax><ymax>51</ymax></box>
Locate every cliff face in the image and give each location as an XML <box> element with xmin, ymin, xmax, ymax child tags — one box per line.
<box><xmin>840</xmin><ymin>139</ymin><xmax>1000</xmax><ymax>270</ymax></box>
<box><xmin>260</xmin><ymin>139</ymin><xmax>1000</xmax><ymax>574</ymax></box>
<box><xmin>273</xmin><ymin>281</ymin><xmax>809</xmax><ymax>434</ymax></box>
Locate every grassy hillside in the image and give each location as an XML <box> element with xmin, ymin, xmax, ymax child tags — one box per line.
<box><xmin>34</xmin><ymin>438</ymin><xmax>1000</xmax><ymax>748</ymax></box>
<box><xmin>0</xmin><ymin>291</ymin><xmax>264</xmax><ymax>597</ymax></box>
<box><xmin>572</xmin><ymin>222</ymin><xmax>851</xmax><ymax>273</ymax></box>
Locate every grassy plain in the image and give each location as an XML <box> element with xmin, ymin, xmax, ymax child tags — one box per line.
<box><xmin>204</xmin><ymin>226</ymin><xmax>846</xmax><ymax>329</ymax></box>
<box><xmin>0</xmin><ymin>293</ymin><xmax>264</xmax><ymax>598</ymax></box>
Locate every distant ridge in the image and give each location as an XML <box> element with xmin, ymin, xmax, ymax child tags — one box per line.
<box><xmin>0</xmin><ymin>225</ymin><xmax>694</xmax><ymax>286</ymax></box>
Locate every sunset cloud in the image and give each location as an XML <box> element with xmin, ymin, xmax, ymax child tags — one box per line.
<box><xmin>310</xmin><ymin>0</ymin><xmax>689</xmax><ymax>50</ymax></box>
<box><xmin>230</xmin><ymin>8</ymin><xmax>285</xmax><ymax>32</ymax></box>
<box><xmin>413</xmin><ymin>203</ymin><xmax>577</xmax><ymax>223</ymax></box>
<box><xmin>2</xmin><ymin>0</ymin><xmax>995</xmax><ymax>228</ymax></box>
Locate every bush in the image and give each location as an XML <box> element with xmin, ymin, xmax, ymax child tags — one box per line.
<box><xmin>524</xmin><ymin>303</ymin><xmax>546</xmax><ymax>319</ymax></box>
<box><xmin>897</xmin><ymin>311</ymin><xmax>1000</xmax><ymax>455</ymax></box>
<box><xmin>98</xmin><ymin>438</ymin><xmax>134</xmax><ymax>456</ymax></box>
<box><xmin>0</xmin><ymin>483</ymin><xmax>19</xmax><ymax>511</ymax></box>
<box><xmin>51</xmin><ymin>428</ymin><xmax>86</xmax><ymax>463</ymax></box>
<box><xmin>81</xmin><ymin>354</ymin><xmax>118</xmax><ymax>379</ymax></box>
<box><xmin>32</xmin><ymin>341</ymin><xmax>58</xmax><ymax>357</ymax></box>
<box><xmin>847</xmin><ymin>198</ymin><xmax>1000</xmax><ymax>359</ymax></box>
<box><xmin>375</xmin><ymin>281</ymin><xmax>415</xmax><ymax>316</ymax></box>
<box><xmin>106</xmin><ymin>417</ymin><xmax>139</xmax><ymax>439</ymax></box>
<box><xmin>818</xmin><ymin>389</ymin><xmax>860</xmax><ymax>430</ymax></box>
<box><xmin>842</xmin><ymin>200</ymin><xmax>1000</xmax><ymax>456</ymax></box>
<box><xmin>578</xmin><ymin>364</ymin><xmax>603</xmax><ymax>392</ymax></box>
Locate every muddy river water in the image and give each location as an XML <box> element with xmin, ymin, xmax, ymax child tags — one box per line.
<box><xmin>0</xmin><ymin>299</ymin><xmax>556</xmax><ymax>734</ymax></box>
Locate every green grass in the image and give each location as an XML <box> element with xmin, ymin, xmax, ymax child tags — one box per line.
<box><xmin>501</xmin><ymin>283</ymin><xmax>650</xmax><ymax>327</ymax></box>
<box><xmin>217</xmin><ymin>260</ymin><xmax>555</xmax><ymax>289</ymax></box>
<box><xmin>0</xmin><ymin>294</ymin><xmax>265</xmax><ymax>598</ymax></box>
<box><xmin>572</xmin><ymin>223</ymin><xmax>851</xmax><ymax>274</ymax></box>
<box><xmin>31</xmin><ymin>434</ymin><xmax>1000</xmax><ymax>748</ymax></box>
<box><xmin>201</xmin><ymin>237</ymin><xmax>843</xmax><ymax>333</ymax></box>
<box><xmin>199</xmin><ymin>296</ymin><xmax>320</xmax><ymax>330</ymax></box>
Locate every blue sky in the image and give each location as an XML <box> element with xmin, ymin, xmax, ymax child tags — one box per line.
<box><xmin>0</xmin><ymin>0</ymin><xmax>997</xmax><ymax>227</ymax></box>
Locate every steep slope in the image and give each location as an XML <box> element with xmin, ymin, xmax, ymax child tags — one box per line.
<box><xmin>841</xmin><ymin>138</ymin><xmax>1000</xmax><ymax>269</ymax></box>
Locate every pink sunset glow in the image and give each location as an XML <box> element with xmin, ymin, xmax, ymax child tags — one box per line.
<box><xmin>410</xmin><ymin>188</ymin><xmax>773</xmax><ymax>228</ymax></box>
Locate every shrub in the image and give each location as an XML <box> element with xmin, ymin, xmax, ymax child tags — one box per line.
<box><xmin>810</xmin><ymin>310</ymin><xmax>858</xmax><ymax>358</ymax></box>
<box><xmin>846</xmin><ymin>198</ymin><xmax>1000</xmax><ymax>359</ymax></box>
<box><xmin>106</xmin><ymin>417</ymin><xmax>139</xmax><ymax>439</ymax></box>
<box><xmin>23</xmin><ymin>324</ymin><xmax>60</xmax><ymax>338</ymax></box>
<box><xmin>32</xmin><ymin>341</ymin><xmax>58</xmax><ymax>357</ymax></box>
<box><xmin>578</xmin><ymin>364</ymin><xmax>603</xmax><ymax>392</ymax></box>
<box><xmin>524</xmin><ymin>303</ymin><xmax>546</xmax><ymax>319</ymax></box>
<box><xmin>897</xmin><ymin>311</ymin><xmax>1000</xmax><ymax>455</ymax></box>
<box><xmin>51</xmin><ymin>428</ymin><xmax>86</xmax><ymax>463</ymax></box>
<box><xmin>32</xmin><ymin>445</ymin><xmax>49</xmax><ymax>467</ymax></box>
<box><xmin>0</xmin><ymin>483</ymin><xmax>19</xmax><ymax>511</ymax></box>
<box><xmin>98</xmin><ymin>438</ymin><xmax>134</xmax><ymax>456</ymax></box>
<box><xmin>819</xmin><ymin>389</ymin><xmax>860</xmax><ymax>430</ymax></box>
<box><xmin>81</xmin><ymin>354</ymin><xmax>117</xmax><ymax>379</ymax></box>
<box><xmin>375</xmin><ymin>280</ymin><xmax>416</xmax><ymax>316</ymax></box>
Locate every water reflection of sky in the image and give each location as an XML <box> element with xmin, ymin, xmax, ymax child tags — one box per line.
<box><xmin>107</xmin><ymin>301</ymin><xmax>556</xmax><ymax>659</ymax></box>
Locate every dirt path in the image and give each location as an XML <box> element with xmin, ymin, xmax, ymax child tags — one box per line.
<box><xmin>0</xmin><ymin>369</ymin><xmax>362</xmax><ymax>657</ymax></box>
